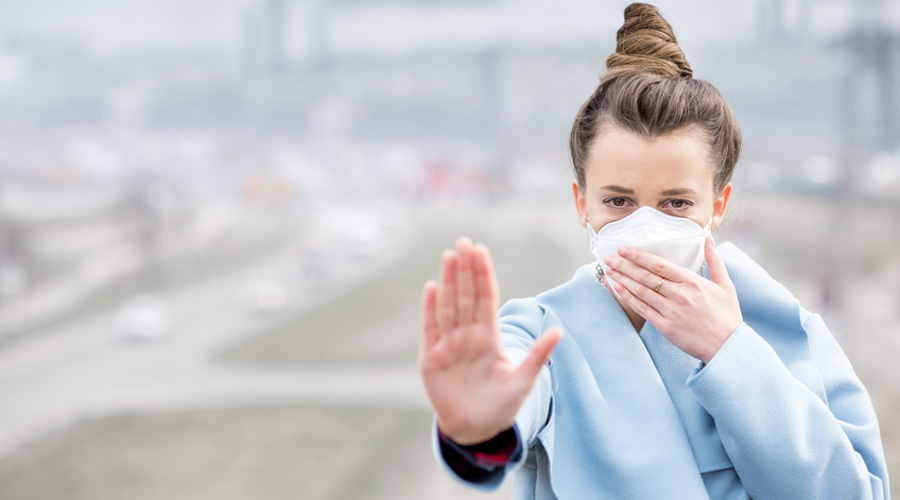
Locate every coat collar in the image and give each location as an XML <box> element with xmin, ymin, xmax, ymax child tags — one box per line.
<box><xmin>531</xmin><ymin>262</ymin><xmax>713</xmax><ymax>499</ymax></box>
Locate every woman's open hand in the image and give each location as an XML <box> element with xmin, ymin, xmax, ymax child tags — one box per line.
<box><xmin>604</xmin><ymin>235</ymin><xmax>742</xmax><ymax>364</ymax></box>
<box><xmin>418</xmin><ymin>237</ymin><xmax>562</xmax><ymax>445</ymax></box>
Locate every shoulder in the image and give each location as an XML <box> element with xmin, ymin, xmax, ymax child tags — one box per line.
<box><xmin>716</xmin><ymin>243</ymin><xmax>842</xmax><ymax>400</ymax></box>
<box><xmin>497</xmin><ymin>297</ymin><xmax>545</xmax><ymax>340</ymax></box>
<box><xmin>498</xmin><ymin>263</ymin><xmax>606</xmax><ymax>340</ymax></box>
<box><xmin>716</xmin><ymin>242</ymin><xmax>804</xmax><ymax>331</ymax></box>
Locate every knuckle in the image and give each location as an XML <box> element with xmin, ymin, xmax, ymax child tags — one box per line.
<box><xmin>638</xmin><ymin>269</ymin><xmax>653</xmax><ymax>283</ymax></box>
<box><xmin>630</xmin><ymin>297</ymin><xmax>646</xmax><ymax>313</ymax></box>
<box><xmin>653</xmin><ymin>261</ymin><xmax>666</xmax><ymax>274</ymax></box>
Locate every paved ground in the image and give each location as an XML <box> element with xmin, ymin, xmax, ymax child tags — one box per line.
<box><xmin>0</xmin><ymin>205</ymin><xmax>414</xmax><ymax>461</ymax></box>
<box><xmin>0</xmin><ymin>192</ymin><xmax>896</xmax><ymax>500</ymax></box>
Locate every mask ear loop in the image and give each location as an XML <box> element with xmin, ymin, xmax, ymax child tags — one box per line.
<box><xmin>701</xmin><ymin>213</ymin><xmax>713</xmax><ymax>278</ymax></box>
<box><xmin>587</xmin><ymin>218</ymin><xmax>607</xmax><ymax>285</ymax></box>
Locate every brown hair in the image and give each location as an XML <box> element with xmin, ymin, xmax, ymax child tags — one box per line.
<box><xmin>569</xmin><ymin>2</ymin><xmax>741</xmax><ymax>192</ymax></box>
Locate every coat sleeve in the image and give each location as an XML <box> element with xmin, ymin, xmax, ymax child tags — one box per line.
<box><xmin>686</xmin><ymin>314</ymin><xmax>890</xmax><ymax>500</ymax></box>
<box><xmin>431</xmin><ymin>297</ymin><xmax>554</xmax><ymax>491</ymax></box>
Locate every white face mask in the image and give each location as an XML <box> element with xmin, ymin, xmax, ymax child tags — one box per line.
<box><xmin>587</xmin><ymin>206</ymin><xmax>712</xmax><ymax>297</ymax></box>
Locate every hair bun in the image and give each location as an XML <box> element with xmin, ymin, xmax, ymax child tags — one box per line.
<box><xmin>604</xmin><ymin>3</ymin><xmax>693</xmax><ymax>80</ymax></box>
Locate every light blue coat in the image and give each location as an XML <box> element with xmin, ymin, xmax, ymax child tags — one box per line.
<box><xmin>432</xmin><ymin>242</ymin><xmax>890</xmax><ymax>499</ymax></box>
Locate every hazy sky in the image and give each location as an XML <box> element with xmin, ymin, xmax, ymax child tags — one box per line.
<box><xmin>0</xmin><ymin>0</ymin><xmax>894</xmax><ymax>66</ymax></box>
<box><xmin>0</xmin><ymin>0</ymin><xmax>256</xmax><ymax>53</ymax></box>
<box><xmin>0</xmin><ymin>0</ymin><xmax>765</xmax><ymax>56</ymax></box>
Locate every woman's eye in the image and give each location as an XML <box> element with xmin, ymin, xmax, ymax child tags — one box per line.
<box><xmin>665</xmin><ymin>199</ymin><xmax>692</xmax><ymax>209</ymax></box>
<box><xmin>604</xmin><ymin>197</ymin><xmax>630</xmax><ymax>208</ymax></box>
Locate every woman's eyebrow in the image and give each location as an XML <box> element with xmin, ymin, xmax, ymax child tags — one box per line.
<box><xmin>660</xmin><ymin>188</ymin><xmax>697</xmax><ymax>196</ymax></box>
<box><xmin>599</xmin><ymin>185</ymin><xmax>634</xmax><ymax>194</ymax></box>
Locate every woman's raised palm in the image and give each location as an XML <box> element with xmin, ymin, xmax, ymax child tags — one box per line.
<box><xmin>418</xmin><ymin>237</ymin><xmax>562</xmax><ymax>445</ymax></box>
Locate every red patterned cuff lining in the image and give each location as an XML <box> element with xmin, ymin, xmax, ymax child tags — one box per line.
<box><xmin>437</xmin><ymin>425</ymin><xmax>521</xmax><ymax>469</ymax></box>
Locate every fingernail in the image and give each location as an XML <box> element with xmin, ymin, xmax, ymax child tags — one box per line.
<box><xmin>614</xmin><ymin>283</ymin><xmax>625</xmax><ymax>293</ymax></box>
<box><xmin>618</xmin><ymin>247</ymin><xmax>630</xmax><ymax>257</ymax></box>
<box><xmin>603</xmin><ymin>255</ymin><xmax>612</xmax><ymax>265</ymax></box>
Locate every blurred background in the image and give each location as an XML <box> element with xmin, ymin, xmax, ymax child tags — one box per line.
<box><xmin>0</xmin><ymin>0</ymin><xmax>897</xmax><ymax>498</ymax></box>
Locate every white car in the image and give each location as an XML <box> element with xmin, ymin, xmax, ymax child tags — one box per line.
<box><xmin>114</xmin><ymin>295</ymin><xmax>171</xmax><ymax>341</ymax></box>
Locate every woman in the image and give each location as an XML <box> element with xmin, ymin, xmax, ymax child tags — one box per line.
<box><xmin>418</xmin><ymin>3</ymin><xmax>890</xmax><ymax>500</ymax></box>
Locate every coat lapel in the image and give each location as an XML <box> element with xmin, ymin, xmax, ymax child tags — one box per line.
<box><xmin>535</xmin><ymin>265</ymin><xmax>712</xmax><ymax>499</ymax></box>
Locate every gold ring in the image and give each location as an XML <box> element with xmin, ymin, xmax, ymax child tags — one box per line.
<box><xmin>654</xmin><ymin>278</ymin><xmax>665</xmax><ymax>293</ymax></box>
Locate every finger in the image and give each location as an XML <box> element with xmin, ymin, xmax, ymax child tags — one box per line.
<box><xmin>473</xmin><ymin>243</ymin><xmax>499</xmax><ymax>323</ymax></box>
<box><xmin>455</xmin><ymin>237</ymin><xmax>476</xmax><ymax>325</ymax></box>
<box><xmin>421</xmin><ymin>280</ymin><xmax>439</xmax><ymax>349</ymax></box>
<box><xmin>704</xmin><ymin>235</ymin><xmax>732</xmax><ymax>288</ymax></box>
<box><xmin>605</xmin><ymin>253</ymin><xmax>673</xmax><ymax>297</ymax></box>
<box><xmin>612</xmin><ymin>276</ymin><xmax>666</xmax><ymax>325</ymax></box>
<box><xmin>438</xmin><ymin>250</ymin><xmax>458</xmax><ymax>332</ymax></box>
<box><xmin>615</xmin><ymin>246</ymin><xmax>692</xmax><ymax>283</ymax></box>
<box><xmin>608</xmin><ymin>269</ymin><xmax>668</xmax><ymax>312</ymax></box>
<box><xmin>515</xmin><ymin>327</ymin><xmax>563</xmax><ymax>385</ymax></box>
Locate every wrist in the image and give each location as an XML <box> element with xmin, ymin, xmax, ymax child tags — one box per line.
<box><xmin>699</xmin><ymin>320</ymin><xmax>742</xmax><ymax>364</ymax></box>
<box><xmin>437</xmin><ymin>416</ymin><xmax>505</xmax><ymax>446</ymax></box>
<box><xmin>438</xmin><ymin>424</ymin><xmax>521</xmax><ymax>471</ymax></box>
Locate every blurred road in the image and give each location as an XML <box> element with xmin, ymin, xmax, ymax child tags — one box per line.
<box><xmin>0</xmin><ymin>205</ymin><xmax>416</xmax><ymax>459</ymax></box>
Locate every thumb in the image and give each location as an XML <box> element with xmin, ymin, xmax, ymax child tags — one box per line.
<box><xmin>515</xmin><ymin>327</ymin><xmax>563</xmax><ymax>385</ymax></box>
<box><xmin>704</xmin><ymin>235</ymin><xmax>732</xmax><ymax>287</ymax></box>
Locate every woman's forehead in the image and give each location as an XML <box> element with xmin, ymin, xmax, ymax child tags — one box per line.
<box><xmin>585</xmin><ymin>127</ymin><xmax>715</xmax><ymax>192</ymax></box>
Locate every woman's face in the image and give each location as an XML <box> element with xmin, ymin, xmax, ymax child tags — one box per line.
<box><xmin>574</xmin><ymin>126</ymin><xmax>731</xmax><ymax>233</ymax></box>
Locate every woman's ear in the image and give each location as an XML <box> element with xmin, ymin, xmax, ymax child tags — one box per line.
<box><xmin>573</xmin><ymin>180</ymin><xmax>588</xmax><ymax>227</ymax></box>
<box><xmin>711</xmin><ymin>182</ymin><xmax>732</xmax><ymax>231</ymax></box>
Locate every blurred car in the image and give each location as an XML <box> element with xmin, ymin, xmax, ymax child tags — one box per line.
<box><xmin>114</xmin><ymin>295</ymin><xmax>171</xmax><ymax>341</ymax></box>
<box><xmin>237</xmin><ymin>280</ymin><xmax>288</xmax><ymax>313</ymax></box>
